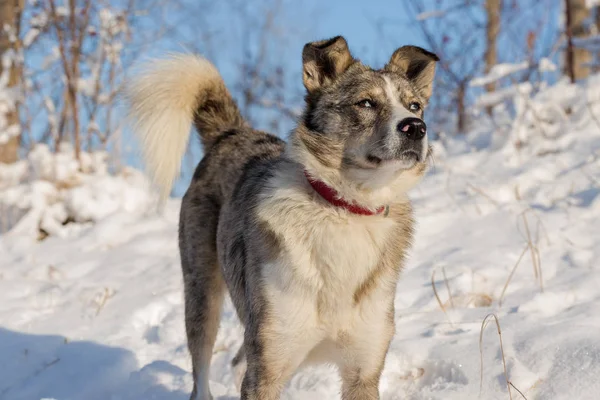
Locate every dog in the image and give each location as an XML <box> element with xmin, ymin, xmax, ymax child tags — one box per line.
<box><xmin>125</xmin><ymin>35</ymin><xmax>437</xmax><ymax>400</ymax></box>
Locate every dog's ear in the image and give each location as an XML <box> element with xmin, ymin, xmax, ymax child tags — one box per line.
<box><xmin>386</xmin><ymin>46</ymin><xmax>439</xmax><ymax>99</ymax></box>
<box><xmin>302</xmin><ymin>36</ymin><xmax>355</xmax><ymax>93</ymax></box>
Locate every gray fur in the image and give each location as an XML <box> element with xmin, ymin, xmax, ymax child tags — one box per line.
<box><xmin>171</xmin><ymin>36</ymin><xmax>439</xmax><ymax>399</ymax></box>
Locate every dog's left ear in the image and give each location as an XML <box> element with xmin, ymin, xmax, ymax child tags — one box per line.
<box><xmin>386</xmin><ymin>46</ymin><xmax>439</xmax><ymax>100</ymax></box>
<box><xmin>302</xmin><ymin>36</ymin><xmax>355</xmax><ymax>93</ymax></box>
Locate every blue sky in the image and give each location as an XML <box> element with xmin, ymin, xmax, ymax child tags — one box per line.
<box><xmin>141</xmin><ymin>0</ymin><xmax>428</xmax><ymax>98</ymax></box>
<box><xmin>304</xmin><ymin>0</ymin><xmax>426</xmax><ymax>64</ymax></box>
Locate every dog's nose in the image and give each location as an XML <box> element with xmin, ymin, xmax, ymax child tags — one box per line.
<box><xmin>397</xmin><ymin>118</ymin><xmax>427</xmax><ymax>141</ymax></box>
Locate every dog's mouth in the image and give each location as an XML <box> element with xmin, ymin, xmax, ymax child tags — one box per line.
<box><xmin>366</xmin><ymin>150</ymin><xmax>421</xmax><ymax>167</ymax></box>
<box><xmin>366</xmin><ymin>154</ymin><xmax>383</xmax><ymax>165</ymax></box>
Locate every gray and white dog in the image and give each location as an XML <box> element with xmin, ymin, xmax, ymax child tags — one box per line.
<box><xmin>126</xmin><ymin>36</ymin><xmax>438</xmax><ymax>400</ymax></box>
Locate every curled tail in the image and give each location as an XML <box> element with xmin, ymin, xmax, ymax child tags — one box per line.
<box><xmin>125</xmin><ymin>53</ymin><xmax>246</xmax><ymax>199</ymax></box>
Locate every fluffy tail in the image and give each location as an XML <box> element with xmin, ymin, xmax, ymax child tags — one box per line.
<box><xmin>125</xmin><ymin>53</ymin><xmax>246</xmax><ymax>199</ymax></box>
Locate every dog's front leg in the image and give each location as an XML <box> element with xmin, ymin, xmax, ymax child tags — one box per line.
<box><xmin>240</xmin><ymin>291</ymin><xmax>322</xmax><ymax>399</ymax></box>
<box><xmin>339</xmin><ymin>300</ymin><xmax>396</xmax><ymax>400</ymax></box>
<box><xmin>240</xmin><ymin>327</ymin><xmax>319</xmax><ymax>400</ymax></box>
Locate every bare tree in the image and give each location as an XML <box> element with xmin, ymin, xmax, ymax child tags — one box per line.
<box><xmin>175</xmin><ymin>0</ymin><xmax>306</xmax><ymax>134</ymax></box>
<box><xmin>0</xmin><ymin>0</ymin><xmax>24</xmax><ymax>164</ymax></box>
<box><xmin>234</xmin><ymin>0</ymin><xmax>302</xmax><ymax>133</ymax></box>
<box><xmin>48</xmin><ymin>0</ymin><xmax>92</xmax><ymax>162</ymax></box>
<box><xmin>484</xmin><ymin>0</ymin><xmax>502</xmax><ymax>114</ymax></box>
<box><xmin>401</xmin><ymin>0</ymin><xmax>485</xmax><ymax>133</ymax></box>
<box><xmin>391</xmin><ymin>0</ymin><xmax>562</xmax><ymax>134</ymax></box>
<box><xmin>595</xmin><ymin>6</ymin><xmax>600</xmax><ymax>73</ymax></box>
<box><xmin>17</xmin><ymin>0</ymin><xmax>160</xmax><ymax>168</ymax></box>
<box><xmin>6</xmin><ymin>0</ymin><xmax>305</xmax><ymax>177</ymax></box>
<box><xmin>564</xmin><ymin>0</ymin><xmax>592</xmax><ymax>82</ymax></box>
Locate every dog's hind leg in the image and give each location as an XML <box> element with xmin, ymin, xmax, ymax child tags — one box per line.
<box><xmin>184</xmin><ymin>267</ymin><xmax>224</xmax><ymax>400</ymax></box>
<box><xmin>231</xmin><ymin>344</ymin><xmax>247</xmax><ymax>392</ymax></box>
<box><xmin>180</xmin><ymin>195</ymin><xmax>225</xmax><ymax>400</ymax></box>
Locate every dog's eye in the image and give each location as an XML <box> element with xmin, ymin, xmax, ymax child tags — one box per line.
<box><xmin>356</xmin><ymin>99</ymin><xmax>375</xmax><ymax>109</ymax></box>
<box><xmin>409</xmin><ymin>102</ymin><xmax>421</xmax><ymax>112</ymax></box>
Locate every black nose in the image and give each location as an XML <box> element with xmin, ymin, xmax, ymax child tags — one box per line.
<box><xmin>397</xmin><ymin>117</ymin><xmax>427</xmax><ymax>141</ymax></box>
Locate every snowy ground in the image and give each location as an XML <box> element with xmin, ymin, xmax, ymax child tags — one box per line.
<box><xmin>1</xmin><ymin>77</ymin><xmax>600</xmax><ymax>400</ymax></box>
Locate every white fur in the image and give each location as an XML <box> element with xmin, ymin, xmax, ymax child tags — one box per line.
<box><xmin>343</xmin><ymin>77</ymin><xmax>426</xmax><ymax>191</ymax></box>
<box><xmin>345</xmin><ymin>157</ymin><xmax>420</xmax><ymax>191</ymax></box>
<box><xmin>256</xmin><ymin>162</ymin><xmax>399</xmax><ymax>372</ymax></box>
<box><xmin>125</xmin><ymin>54</ymin><xmax>222</xmax><ymax>200</ymax></box>
<box><xmin>290</xmin><ymin>141</ymin><xmax>423</xmax><ymax>211</ymax></box>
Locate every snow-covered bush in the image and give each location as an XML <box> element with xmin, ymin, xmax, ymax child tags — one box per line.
<box><xmin>469</xmin><ymin>60</ymin><xmax>600</xmax><ymax>160</ymax></box>
<box><xmin>0</xmin><ymin>143</ymin><xmax>158</xmax><ymax>239</ymax></box>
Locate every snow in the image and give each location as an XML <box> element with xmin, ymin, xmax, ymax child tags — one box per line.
<box><xmin>23</xmin><ymin>28</ymin><xmax>40</xmax><ymax>47</ymax></box>
<box><xmin>538</xmin><ymin>57</ymin><xmax>557</xmax><ymax>72</ymax></box>
<box><xmin>470</xmin><ymin>62</ymin><xmax>529</xmax><ymax>87</ymax></box>
<box><xmin>586</xmin><ymin>0</ymin><xmax>600</xmax><ymax>8</ymax></box>
<box><xmin>474</xmin><ymin>83</ymin><xmax>529</xmax><ymax>109</ymax></box>
<box><xmin>0</xmin><ymin>143</ymin><xmax>158</xmax><ymax>237</ymax></box>
<box><xmin>1</xmin><ymin>76</ymin><xmax>600</xmax><ymax>399</ymax></box>
<box><xmin>76</xmin><ymin>77</ymin><xmax>97</xmax><ymax>97</ymax></box>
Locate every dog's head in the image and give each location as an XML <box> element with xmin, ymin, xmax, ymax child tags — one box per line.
<box><xmin>291</xmin><ymin>36</ymin><xmax>438</xmax><ymax>208</ymax></box>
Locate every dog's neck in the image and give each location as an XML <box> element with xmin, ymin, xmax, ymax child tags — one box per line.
<box><xmin>286</xmin><ymin>132</ymin><xmax>417</xmax><ymax>211</ymax></box>
<box><xmin>303</xmin><ymin>170</ymin><xmax>388</xmax><ymax>216</ymax></box>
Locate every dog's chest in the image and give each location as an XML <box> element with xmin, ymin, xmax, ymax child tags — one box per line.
<box><xmin>258</xmin><ymin>192</ymin><xmax>397</xmax><ymax>328</ymax></box>
<box><xmin>303</xmin><ymin>214</ymin><xmax>393</xmax><ymax>293</ymax></box>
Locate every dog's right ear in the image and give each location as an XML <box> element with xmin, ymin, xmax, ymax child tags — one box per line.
<box><xmin>385</xmin><ymin>46</ymin><xmax>439</xmax><ymax>100</ymax></box>
<box><xmin>302</xmin><ymin>36</ymin><xmax>355</xmax><ymax>93</ymax></box>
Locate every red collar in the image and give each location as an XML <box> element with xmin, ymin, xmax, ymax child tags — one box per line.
<box><xmin>304</xmin><ymin>170</ymin><xmax>386</xmax><ymax>216</ymax></box>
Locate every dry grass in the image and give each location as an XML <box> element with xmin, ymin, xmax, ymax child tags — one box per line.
<box><xmin>444</xmin><ymin>169</ymin><xmax>467</xmax><ymax>214</ymax></box>
<box><xmin>466</xmin><ymin>182</ymin><xmax>501</xmax><ymax>209</ymax></box>
<box><xmin>397</xmin><ymin>367</ymin><xmax>425</xmax><ymax>381</ymax></box>
<box><xmin>431</xmin><ymin>267</ymin><xmax>455</xmax><ymax>326</ymax></box>
<box><xmin>479</xmin><ymin>313</ymin><xmax>528</xmax><ymax>400</ymax></box>
<box><xmin>498</xmin><ymin>245</ymin><xmax>529</xmax><ymax>307</ymax></box>
<box><xmin>510</xmin><ymin>382</ymin><xmax>529</xmax><ymax>399</ymax></box>
<box><xmin>432</xmin><ymin>266</ymin><xmax>494</xmax><ymax>313</ymax></box>
<box><xmin>521</xmin><ymin>212</ymin><xmax>542</xmax><ymax>291</ymax></box>
<box><xmin>497</xmin><ymin>210</ymin><xmax>548</xmax><ymax>306</ymax></box>
<box><xmin>441</xmin><ymin>267</ymin><xmax>455</xmax><ymax>309</ymax></box>
<box><xmin>94</xmin><ymin>287</ymin><xmax>115</xmax><ymax>316</ymax></box>
<box><xmin>518</xmin><ymin>211</ymin><xmax>544</xmax><ymax>293</ymax></box>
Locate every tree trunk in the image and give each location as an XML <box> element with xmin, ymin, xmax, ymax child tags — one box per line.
<box><xmin>484</xmin><ymin>0</ymin><xmax>502</xmax><ymax>115</ymax></box>
<box><xmin>457</xmin><ymin>81</ymin><xmax>467</xmax><ymax>133</ymax></box>
<box><xmin>0</xmin><ymin>0</ymin><xmax>24</xmax><ymax>164</ymax></box>
<box><xmin>594</xmin><ymin>6</ymin><xmax>600</xmax><ymax>73</ymax></box>
<box><xmin>564</xmin><ymin>0</ymin><xmax>591</xmax><ymax>82</ymax></box>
